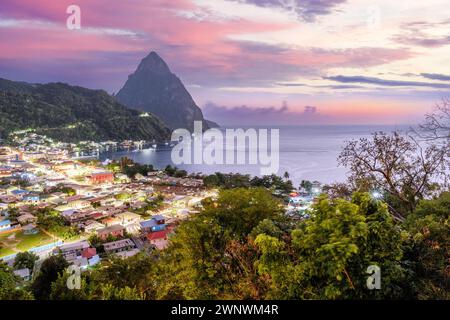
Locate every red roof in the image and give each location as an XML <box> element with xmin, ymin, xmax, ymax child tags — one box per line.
<box><xmin>81</xmin><ymin>247</ymin><xmax>97</xmax><ymax>259</ymax></box>
<box><xmin>146</xmin><ymin>230</ymin><xmax>169</xmax><ymax>241</ymax></box>
<box><xmin>92</xmin><ymin>212</ymin><xmax>104</xmax><ymax>219</ymax></box>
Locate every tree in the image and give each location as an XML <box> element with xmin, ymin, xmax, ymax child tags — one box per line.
<box><xmin>415</xmin><ymin>98</ymin><xmax>450</xmax><ymax>144</ymax></box>
<box><xmin>155</xmin><ymin>188</ymin><xmax>284</xmax><ymax>299</ymax></box>
<box><xmin>0</xmin><ymin>262</ymin><xmax>33</xmax><ymax>300</ymax></box>
<box><xmin>323</xmin><ymin>182</ymin><xmax>352</xmax><ymax>200</ymax></box>
<box><xmin>283</xmin><ymin>171</ymin><xmax>290</xmax><ymax>181</ymax></box>
<box><xmin>50</xmin><ymin>271</ymin><xmax>89</xmax><ymax>300</ymax></box>
<box><xmin>250</xmin><ymin>219</ymin><xmax>283</xmax><ymax>239</ymax></box>
<box><xmin>31</xmin><ymin>255</ymin><xmax>69</xmax><ymax>300</ymax></box>
<box><xmin>88</xmin><ymin>253</ymin><xmax>156</xmax><ymax>300</ymax></box>
<box><xmin>174</xmin><ymin>169</ymin><xmax>188</xmax><ymax>178</ymax></box>
<box><xmin>255</xmin><ymin>193</ymin><xmax>412</xmax><ymax>299</ymax></box>
<box><xmin>204</xmin><ymin>188</ymin><xmax>284</xmax><ymax>238</ymax></box>
<box><xmin>98</xmin><ymin>284</ymin><xmax>142</xmax><ymax>300</ymax></box>
<box><xmin>300</xmin><ymin>180</ymin><xmax>313</xmax><ymax>194</ymax></box>
<box><xmin>13</xmin><ymin>252</ymin><xmax>39</xmax><ymax>271</ymax></box>
<box><xmin>164</xmin><ymin>165</ymin><xmax>177</xmax><ymax>176</ymax></box>
<box><xmin>203</xmin><ymin>174</ymin><xmax>219</xmax><ymax>187</ymax></box>
<box><xmin>338</xmin><ymin>131</ymin><xmax>448</xmax><ymax>218</ymax></box>
<box><xmin>403</xmin><ymin>192</ymin><xmax>450</xmax><ymax>299</ymax></box>
<box><xmin>119</xmin><ymin>156</ymin><xmax>134</xmax><ymax>171</ymax></box>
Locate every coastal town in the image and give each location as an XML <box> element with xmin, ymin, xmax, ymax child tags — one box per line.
<box><xmin>0</xmin><ymin>133</ymin><xmax>220</xmax><ymax>280</ymax></box>
<box><xmin>0</xmin><ymin>132</ymin><xmax>319</xmax><ymax>282</ymax></box>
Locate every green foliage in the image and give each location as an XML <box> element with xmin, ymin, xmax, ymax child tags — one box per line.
<box><xmin>6</xmin><ymin>190</ymin><xmax>447</xmax><ymax>301</ymax></box>
<box><xmin>115</xmin><ymin>193</ymin><xmax>132</xmax><ymax>201</ymax></box>
<box><xmin>123</xmin><ymin>162</ymin><xmax>155</xmax><ymax>178</ymax></box>
<box><xmin>202</xmin><ymin>172</ymin><xmax>293</xmax><ymax>194</ymax></box>
<box><xmin>35</xmin><ymin>208</ymin><xmax>78</xmax><ymax>240</ymax></box>
<box><xmin>300</xmin><ymin>180</ymin><xmax>313</xmax><ymax>193</ymax></box>
<box><xmin>86</xmin><ymin>253</ymin><xmax>156</xmax><ymax>300</ymax></box>
<box><xmin>0</xmin><ymin>80</ymin><xmax>170</xmax><ymax>142</ymax></box>
<box><xmin>31</xmin><ymin>255</ymin><xmax>69</xmax><ymax>300</ymax></box>
<box><xmin>174</xmin><ymin>169</ymin><xmax>188</xmax><ymax>178</ymax></box>
<box><xmin>403</xmin><ymin>192</ymin><xmax>450</xmax><ymax>299</ymax></box>
<box><xmin>13</xmin><ymin>251</ymin><xmax>39</xmax><ymax>271</ymax></box>
<box><xmin>250</xmin><ymin>219</ymin><xmax>283</xmax><ymax>239</ymax></box>
<box><xmin>154</xmin><ymin>188</ymin><xmax>284</xmax><ymax>299</ymax></box>
<box><xmin>0</xmin><ymin>262</ymin><xmax>33</xmax><ymax>300</ymax></box>
<box><xmin>48</xmin><ymin>184</ymin><xmax>76</xmax><ymax>196</ymax></box>
<box><xmin>164</xmin><ymin>165</ymin><xmax>188</xmax><ymax>178</ymax></box>
<box><xmin>203</xmin><ymin>188</ymin><xmax>284</xmax><ymax>239</ymax></box>
<box><xmin>50</xmin><ymin>271</ymin><xmax>89</xmax><ymax>300</ymax></box>
<box><xmin>97</xmin><ymin>284</ymin><xmax>142</xmax><ymax>300</ymax></box>
<box><xmin>255</xmin><ymin>192</ymin><xmax>411</xmax><ymax>299</ymax></box>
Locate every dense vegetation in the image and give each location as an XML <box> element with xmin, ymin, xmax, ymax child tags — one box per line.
<box><xmin>2</xmin><ymin>188</ymin><xmax>447</xmax><ymax>300</ymax></box>
<box><xmin>203</xmin><ymin>172</ymin><xmax>293</xmax><ymax>195</ymax></box>
<box><xmin>0</xmin><ymin>78</ymin><xmax>171</xmax><ymax>142</ymax></box>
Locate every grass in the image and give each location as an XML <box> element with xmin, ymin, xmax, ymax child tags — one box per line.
<box><xmin>0</xmin><ymin>245</ymin><xmax>15</xmax><ymax>257</ymax></box>
<box><xmin>0</xmin><ymin>229</ymin><xmax>55</xmax><ymax>257</ymax></box>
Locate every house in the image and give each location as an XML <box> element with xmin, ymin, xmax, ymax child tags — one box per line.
<box><xmin>23</xmin><ymin>223</ymin><xmax>38</xmax><ymax>235</ymax></box>
<box><xmin>140</xmin><ymin>218</ymin><xmax>166</xmax><ymax>233</ymax></box>
<box><xmin>64</xmin><ymin>184</ymin><xmax>94</xmax><ymax>196</ymax></box>
<box><xmin>71</xmin><ymin>257</ymin><xmax>89</xmax><ymax>270</ymax></box>
<box><xmin>88</xmin><ymin>172</ymin><xmax>114</xmax><ymax>185</ymax></box>
<box><xmin>17</xmin><ymin>213</ymin><xmax>37</xmax><ymax>225</ymax></box>
<box><xmin>13</xmin><ymin>268</ymin><xmax>31</xmax><ymax>281</ymax></box>
<box><xmin>152</xmin><ymin>214</ymin><xmax>166</xmax><ymax>224</ymax></box>
<box><xmin>0</xmin><ymin>203</ymin><xmax>8</xmax><ymax>213</ymax></box>
<box><xmin>82</xmin><ymin>220</ymin><xmax>105</xmax><ymax>233</ymax></box>
<box><xmin>115</xmin><ymin>173</ymin><xmax>130</xmax><ymax>183</ymax></box>
<box><xmin>134</xmin><ymin>173</ymin><xmax>146</xmax><ymax>181</ymax></box>
<box><xmin>81</xmin><ymin>247</ymin><xmax>97</xmax><ymax>259</ymax></box>
<box><xmin>0</xmin><ymin>166</ymin><xmax>13</xmax><ymax>178</ymax></box>
<box><xmin>115</xmin><ymin>211</ymin><xmax>141</xmax><ymax>225</ymax></box>
<box><xmin>103</xmin><ymin>238</ymin><xmax>136</xmax><ymax>255</ymax></box>
<box><xmin>181</xmin><ymin>178</ymin><xmax>204</xmax><ymax>187</ymax></box>
<box><xmin>146</xmin><ymin>230</ymin><xmax>169</xmax><ymax>250</ymax></box>
<box><xmin>10</xmin><ymin>189</ymin><xmax>29</xmax><ymax>200</ymax></box>
<box><xmin>54</xmin><ymin>241</ymin><xmax>90</xmax><ymax>260</ymax></box>
<box><xmin>54</xmin><ymin>240</ymin><xmax>100</xmax><ymax>268</ymax></box>
<box><xmin>55</xmin><ymin>197</ymin><xmax>91</xmax><ymax>212</ymax></box>
<box><xmin>0</xmin><ymin>195</ymin><xmax>17</xmax><ymax>204</ymax></box>
<box><xmin>96</xmin><ymin>224</ymin><xmax>125</xmax><ymax>240</ymax></box>
<box><xmin>115</xmin><ymin>248</ymin><xmax>140</xmax><ymax>259</ymax></box>
<box><xmin>0</xmin><ymin>219</ymin><xmax>11</xmax><ymax>231</ymax></box>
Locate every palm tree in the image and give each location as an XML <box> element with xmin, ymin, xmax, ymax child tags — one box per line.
<box><xmin>283</xmin><ymin>171</ymin><xmax>290</xmax><ymax>181</ymax></box>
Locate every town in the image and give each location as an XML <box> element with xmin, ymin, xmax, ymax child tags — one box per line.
<box><xmin>0</xmin><ymin>132</ymin><xmax>319</xmax><ymax>282</ymax></box>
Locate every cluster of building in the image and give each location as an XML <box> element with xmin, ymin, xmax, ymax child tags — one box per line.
<box><xmin>0</xmin><ymin>133</ymin><xmax>217</xmax><ymax>278</ymax></box>
<box><xmin>286</xmin><ymin>181</ymin><xmax>322</xmax><ymax>217</ymax></box>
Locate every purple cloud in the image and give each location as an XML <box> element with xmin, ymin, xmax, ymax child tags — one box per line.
<box><xmin>421</xmin><ymin>73</ymin><xmax>450</xmax><ymax>81</ymax></box>
<box><xmin>393</xmin><ymin>20</ymin><xmax>450</xmax><ymax>48</ymax></box>
<box><xmin>325</xmin><ymin>75</ymin><xmax>450</xmax><ymax>89</ymax></box>
<box><xmin>240</xmin><ymin>0</ymin><xmax>347</xmax><ymax>21</ymax></box>
<box><xmin>201</xmin><ymin>101</ymin><xmax>324</xmax><ymax>125</ymax></box>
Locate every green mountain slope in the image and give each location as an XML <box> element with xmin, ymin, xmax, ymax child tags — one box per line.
<box><xmin>0</xmin><ymin>79</ymin><xmax>171</xmax><ymax>142</ymax></box>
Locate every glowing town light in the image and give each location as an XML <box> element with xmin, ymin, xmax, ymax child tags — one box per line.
<box><xmin>371</xmin><ymin>190</ymin><xmax>382</xmax><ymax>199</ymax></box>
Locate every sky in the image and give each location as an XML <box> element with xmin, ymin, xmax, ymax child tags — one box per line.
<box><xmin>0</xmin><ymin>0</ymin><xmax>449</xmax><ymax>125</ymax></box>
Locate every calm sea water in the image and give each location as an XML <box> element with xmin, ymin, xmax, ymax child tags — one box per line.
<box><xmin>99</xmin><ymin>125</ymin><xmax>409</xmax><ymax>186</ymax></box>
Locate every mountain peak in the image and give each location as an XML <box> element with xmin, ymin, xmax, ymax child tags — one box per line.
<box><xmin>117</xmin><ymin>50</ymin><xmax>214</xmax><ymax>131</ymax></box>
<box><xmin>136</xmin><ymin>51</ymin><xmax>171</xmax><ymax>74</ymax></box>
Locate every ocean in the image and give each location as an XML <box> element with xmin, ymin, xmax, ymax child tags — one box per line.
<box><xmin>99</xmin><ymin>125</ymin><xmax>410</xmax><ymax>186</ymax></box>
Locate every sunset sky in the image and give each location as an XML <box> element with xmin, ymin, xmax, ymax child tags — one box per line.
<box><xmin>1</xmin><ymin>0</ymin><xmax>449</xmax><ymax>125</ymax></box>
